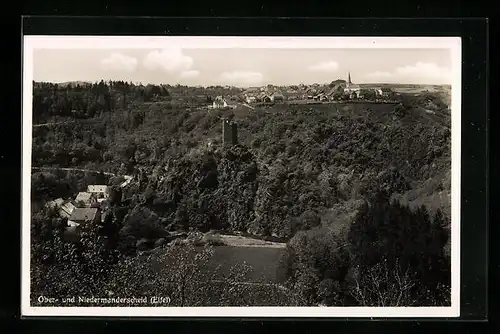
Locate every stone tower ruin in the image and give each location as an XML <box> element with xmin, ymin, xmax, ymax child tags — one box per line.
<box><xmin>222</xmin><ymin>118</ymin><xmax>238</xmax><ymax>146</ymax></box>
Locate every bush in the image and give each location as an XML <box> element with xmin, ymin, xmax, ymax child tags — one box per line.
<box><xmin>347</xmin><ymin>192</ymin><xmax>450</xmax><ymax>306</ymax></box>
<box><xmin>279</xmin><ymin>192</ymin><xmax>450</xmax><ymax>307</ymax></box>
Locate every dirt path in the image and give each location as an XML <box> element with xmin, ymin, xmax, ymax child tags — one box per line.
<box><xmin>33</xmin><ymin>121</ymin><xmax>74</xmax><ymax>128</ymax></box>
<box><xmin>237</xmin><ymin>102</ymin><xmax>255</xmax><ymax>110</ymax></box>
<box><xmin>31</xmin><ymin>166</ymin><xmax>133</xmax><ymax>186</ymax></box>
<box><xmin>219</xmin><ymin>234</ymin><xmax>286</xmax><ymax>249</ymax></box>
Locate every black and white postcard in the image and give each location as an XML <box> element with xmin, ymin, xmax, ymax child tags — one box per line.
<box><xmin>22</xmin><ymin>36</ymin><xmax>461</xmax><ymax>317</ymax></box>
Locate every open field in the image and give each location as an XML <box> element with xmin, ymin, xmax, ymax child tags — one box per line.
<box><xmin>218</xmin><ymin>234</ymin><xmax>286</xmax><ymax>248</ymax></box>
<box><xmin>208</xmin><ymin>246</ymin><xmax>285</xmax><ymax>283</ymax></box>
<box><xmin>362</xmin><ymin>83</ymin><xmax>451</xmax><ymax>92</ymax></box>
<box><xmin>286</xmin><ymin>100</ymin><xmax>400</xmax><ymax>106</ymax></box>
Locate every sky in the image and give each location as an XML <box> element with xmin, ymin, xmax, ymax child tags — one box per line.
<box><xmin>32</xmin><ymin>48</ymin><xmax>452</xmax><ymax>87</ymax></box>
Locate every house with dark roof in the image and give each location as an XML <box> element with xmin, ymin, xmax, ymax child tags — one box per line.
<box><xmin>271</xmin><ymin>93</ymin><xmax>285</xmax><ymax>103</ymax></box>
<box><xmin>68</xmin><ymin>207</ymin><xmax>101</xmax><ymax>227</ymax></box>
<box><xmin>45</xmin><ymin>198</ymin><xmax>76</xmax><ymax>218</ymax></box>
<box><xmin>45</xmin><ymin>198</ymin><xmax>64</xmax><ymax>210</ymax></box>
<box><xmin>59</xmin><ymin>201</ymin><xmax>76</xmax><ymax>219</ymax></box>
<box><xmin>258</xmin><ymin>92</ymin><xmax>272</xmax><ymax>103</ymax></box>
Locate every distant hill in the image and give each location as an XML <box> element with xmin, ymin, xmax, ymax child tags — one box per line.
<box><xmin>330</xmin><ymin>79</ymin><xmax>346</xmax><ymax>85</ymax></box>
<box><xmin>54</xmin><ymin>81</ymin><xmax>93</xmax><ymax>87</ymax></box>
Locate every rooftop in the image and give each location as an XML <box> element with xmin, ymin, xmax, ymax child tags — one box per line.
<box><xmin>87</xmin><ymin>185</ymin><xmax>108</xmax><ymax>193</ymax></box>
<box><xmin>69</xmin><ymin>207</ymin><xmax>99</xmax><ymax>222</ymax></box>
<box><xmin>46</xmin><ymin>198</ymin><xmax>64</xmax><ymax>209</ymax></box>
<box><xmin>75</xmin><ymin>192</ymin><xmax>93</xmax><ymax>203</ymax></box>
<box><xmin>60</xmin><ymin>201</ymin><xmax>75</xmax><ymax>212</ymax></box>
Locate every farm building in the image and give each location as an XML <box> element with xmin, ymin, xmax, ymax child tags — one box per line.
<box><xmin>68</xmin><ymin>207</ymin><xmax>101</xmax><ymax>227</ymax></box>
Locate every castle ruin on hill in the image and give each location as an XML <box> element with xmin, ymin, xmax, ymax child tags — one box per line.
<box><xmin>222</xmin><ymin>118</ymin><xmax>238</xmax><ymax>146</ymax></box>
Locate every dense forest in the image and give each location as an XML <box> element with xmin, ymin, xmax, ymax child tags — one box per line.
<box><xmin>30</xmin><ymin>81</ymin><xmax>452</xmax><ymax>306</ymax></box>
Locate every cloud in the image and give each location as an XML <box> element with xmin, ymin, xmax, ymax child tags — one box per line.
<box><xmin>179</xmin><ymin>70</ymin><xmax>200</xmax><ymax>79</ymax></box>
<box><xmin>220</xmin><ymin>71</ymin><xmax>263</xmax><ymax>86</ymax></box>
<box><xmin>396</xmin><ymin>62</ymin><xmax>451</xmax><ymax>82</ymax></box>
<box><xmin>308</xmin><ymin>61</ymin><xmax>339</xmax><ymax>72</ymax></box>
<box><xmin>365</xmin><ymin>71</ymin><xmax>393</xmax><ymax>80</ymax></box>
<box><xmin>365</xmin><ymin>62</ymin><xmax>451</xmax><ymax>84</ymax></box>
<box><xmin>100</xmin><ymin>53</ymin><xmax>138</xmax><ymax>72</ymax></box>
<box><xmin>143</xmin><ymin>48</ymin><xmax>193</xmax><ymax>73</ymax></box>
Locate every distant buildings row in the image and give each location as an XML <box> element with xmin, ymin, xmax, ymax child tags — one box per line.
<box><xmin>205</xmin><ymin>74</ymin><xmax>394</xmax><ymax>109</ymax></box>
<box><xmin>241</xmin><ymin>72</ymin><xmax>394</xmax><ymax>103</ymax></box>
<box><xmin>244</xmin><ymin>92</ymin><xmax>285</xmax><ymax>104</ymax></box>
<box><xmin>342</xmin><ymin>72</ymin><xmax>393</xmax><ymax>99</ymax></box>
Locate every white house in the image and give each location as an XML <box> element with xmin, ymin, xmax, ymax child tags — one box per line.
<box><xmin>87</xmin><ymin>185</ymin><xmax>109</xmax><ymax>198</ymax></box>
<box><xmin>213</xmin><ymin>96</ymin><xmax>228</xmax><ymax>109</ymax></box>
<box><xmin>246</xmin><ymin>96</ymin><xmax>257</xmax><ymax>104</ymax></box>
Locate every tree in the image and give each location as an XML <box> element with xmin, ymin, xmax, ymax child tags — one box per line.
<box><xmin>393</xmin><ymin>103</ymin><xmax>406</xmax><ymax>117</ymax></box>
<box><xmin>346</xmin><ymin>194</ymin><xmax>450</xmax><ymax>306</ymax></box>
<box><xmin>96</xmin><ymin>171</ymin><xmax>106</xmax><ymax>184</ymax></box>
<box><xmin>279</xmin><ymin>227</ymin><xmax>351</xmax><ymax>306</ymax></box>
<box><xmin>108</xmin><ymin>185</ymin><xmax>123</xmax><ymax>206</ymax></box>
<box><xmin>360</xmin><ymin>88</ymin><xmax>377</xmax><ymax>101</ymax></box>
<box><xmin>346</xmin><ymin>258</ymin><xmax>419</xmax><ymax>306</ymax></box>
<box><xmin>31</xmin><ymin>220</ymin><xmax>120</xmax><ymax>303</ymax></box>
<box><xmin>106</xmin><ymin>244</ymin><xmax>257</xmax><ymax>306</ymax></box>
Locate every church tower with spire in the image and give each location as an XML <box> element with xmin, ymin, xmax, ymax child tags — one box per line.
<box><xmin>343</xmin><ymin>71</ymin><xmax>361</xmax><ymax>98</ymax></box>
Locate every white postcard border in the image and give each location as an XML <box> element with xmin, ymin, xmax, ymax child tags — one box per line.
<box><xmin>21</xmin><ymin>36</ymin><xmax>462</xmax><ymax>318</ymax></box>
